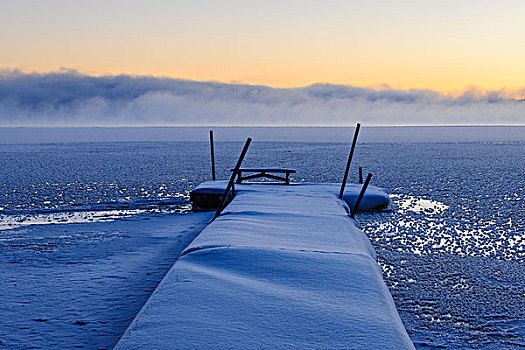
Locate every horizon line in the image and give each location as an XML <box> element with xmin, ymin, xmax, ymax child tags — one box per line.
<box><xmin>1</xmin><ymin>124</ymin><xmax>525</xmax><ymax>128</ymax></box>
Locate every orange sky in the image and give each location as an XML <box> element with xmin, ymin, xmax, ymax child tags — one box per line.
<box><xmin>2</xmin><ymin>0</ymin><xmax>525</xmax><ymax>92</ymax></box>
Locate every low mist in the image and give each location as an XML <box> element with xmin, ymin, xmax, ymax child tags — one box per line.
<box><xmin>1</xmin><ymin>69</ymin><xmax>524</xmax><ymax>126</ymax></box>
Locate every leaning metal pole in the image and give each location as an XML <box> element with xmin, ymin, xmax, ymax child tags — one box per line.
<box><xmin>351</xmin><ymin>173</ymin><xmax>372</xmax><ymax>218</ymax></box>
<box><xmin>339</xmin><ymin>123</ymin><xmax>361</xmax><ymax>199</ymax></box>
<box><xmin>212</xmin><ymin>138</ymin><xmax>252</xmax><ymax>222</ymax></box>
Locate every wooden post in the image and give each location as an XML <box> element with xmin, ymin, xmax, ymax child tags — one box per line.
<box><xmin>212</xmin><ymin>138</ymin><xmax>252</xmax><ymax>222</ymax></box>
<box><xmin>210</xmin><ymin>130</ymin><xmax>216</xmax><ymax>181</ymax></box>
<box><xmin>359</xmin><ymin>167</ymin><xmax>363</xmax><ymax>184</ymax></box>
<box><xmin>339</xmin><ymin>123</ymin><xmax>361</xmax><ymax>199</ymax></box>
<box><xmin>351</xmin><ymin>173</ymin><xmax>372</xmax><ymax>218</ymax></box>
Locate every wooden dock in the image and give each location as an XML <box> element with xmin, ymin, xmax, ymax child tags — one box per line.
<box><xmin>116</xmin><ymin>183</ymin><xmax>413</xmax><ymax>349</ymax></box>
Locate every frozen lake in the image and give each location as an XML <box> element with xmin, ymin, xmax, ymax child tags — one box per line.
<box><xmin>0</xmin><ymin>126</ymin><xmax>524</xmax><ymax>349</ymax></box>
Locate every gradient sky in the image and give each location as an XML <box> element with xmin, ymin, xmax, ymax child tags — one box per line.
<box><xmin>1</xmin><ymin>0</ymin><xmax>525</xmax><ymax>91</ymax></box>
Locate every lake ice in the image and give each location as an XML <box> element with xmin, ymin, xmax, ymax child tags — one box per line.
<box><xmin>0</xmin><ymin>127</ymin><xmax>523</xmax><ymax>349</ymax></box>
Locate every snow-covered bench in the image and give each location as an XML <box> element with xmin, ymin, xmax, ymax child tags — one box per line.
<box><xmin>230</xmin><ymin>167</ymin><xmax>296</xmax><ymax>184</ymax></box>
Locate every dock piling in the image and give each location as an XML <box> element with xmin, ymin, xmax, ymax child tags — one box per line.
<box><xmin>351</xmin><ymin>173</ymin><xmax>373</xmax><ymax>218</ymax></box>
<box><xmin>339</xmin><ymin>123</ymin><xmax>361</xmax><ymax>199</ymax></box>
<box><xmin>210</xmin><ymin>130</ymin><xmax>216</xmax><ymax>181</ymax></box>
<box><xmin>212</xmin><ymin>138</ymin><xmax>252</xmax><ymax>221</ymax></box>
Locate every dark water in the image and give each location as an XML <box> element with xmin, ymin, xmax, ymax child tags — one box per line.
<box><xmin>0</xmin><ymin>140</ymin><xmax>524</xmax><ymax>349</ymax></box>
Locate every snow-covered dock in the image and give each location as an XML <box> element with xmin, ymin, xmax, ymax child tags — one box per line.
<box><xmin>190</xmin><ymin>180</ymin><xmax>390</xmax><ymax>211</ymax></box>
<box><xmin>116</xmin><ymin>183</ymin><xmax>413</xmax><ymax>349</ymax></box>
